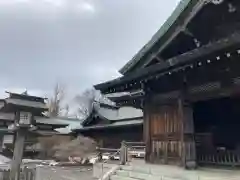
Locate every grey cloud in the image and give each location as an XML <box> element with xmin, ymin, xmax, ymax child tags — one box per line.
<box><xmin>0</xmin><ymin>0</ymin><xmax>179</xmax><ymax>95</ymax></box>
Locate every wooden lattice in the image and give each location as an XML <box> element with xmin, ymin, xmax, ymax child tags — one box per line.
<box><xmin>189</xmin><ymin>82</ymin><xmax>221</xmax><ymax>94</ymax></box>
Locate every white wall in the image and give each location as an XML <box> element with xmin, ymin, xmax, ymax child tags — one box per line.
<box><xmin>117</xmin><ymin>107</ymin><xmax>143</xmax><ymax>119</ymax></box>
<box><xmin>3</xmin><ymin>135</ymin><xmax>14</xmax><ymax>147</ymax></box>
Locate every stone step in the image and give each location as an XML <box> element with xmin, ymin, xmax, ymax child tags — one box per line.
<box><xmin>121</xmin><ymin>165</ymin><xmax>221</xmax><ymax>180</ymax></box>
<box><xmin>121</xmin><ymin>165</ymin><xmax>151</xmax><ymax>174</ymax></box>
<box><xmin>119</xmin><ymin>165</ymin><xmax>240</xmax><ymax>180</ymax></box>
<box><xmin>115</xmin><ymin>169</ymin><xmax>198</xmax><ymax>180</ymax></box>
<box><xmin>116</xmin><ymin>170</ymin><xmax>160</xmax><ymax>180</ymax></box>
<box><xmin>111</xmin><ymin>175</ymin><xmax>137</xmax><ymax>180</ymax></box>
<box><xmin>120</xmin><ymin>165</ymin><xmax>191</xmax><ymax>179</ymax></box>
<box><xmin>115</xmin><ymin>170</ymin><xmax>129</xmax><ymax>177</ymax></box>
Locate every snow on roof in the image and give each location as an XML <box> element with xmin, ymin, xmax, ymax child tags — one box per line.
<box><xmin>97</xmin><ymin>106</ymin><xmax>143</xmax><ymax>121</ymax></box>
<box><xmin>78</xmin><ymin>119</ymin><xmax>143</xmax><ymax>131</ymax></box>
<box><xmin>53</xmin><ymin>117</ymin><xmax>82</xmax><ymax>134</ymax></box>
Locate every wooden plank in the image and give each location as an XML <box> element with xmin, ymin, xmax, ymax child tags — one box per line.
<box><xmin>151</xmin><ymin>133</ymin><xmax>181</xmax><ymax>141</ymax></box>
<box><xmin>164</xmin><ymin>141</ymin><xmax>168</xmax><ymax>164</ymax></box>
<box><xmin>148</xmin><ymin>101</ymin><xmax>184</xmax><ymax>165</ymax></box>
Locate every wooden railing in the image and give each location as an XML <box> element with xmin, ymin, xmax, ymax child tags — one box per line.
<box><xmin>96</xmin><ymin>141</ymin><xmax>145</xmax><ymax>180</ymax></box>
<box><xmin>197</xmin><ymin>150</ymin><xmax>240</xmax><ymax>166</ymax></box>
<box><xmin>195</xmin><ymin>133</ymin><xmax>240</xmax><ymax>167</ymax></box>
<box><xmin>96</xmin><ymin>147</ymin><xmax>121</xmax><ymax>180</ymax></box>
<box><xmin>97</xmin><ymin>141</ymin><xmax>146</xmax><ymax>165</ymax></box>
<box><xmin>125</xmin><ymin>141</ymin><xmax>145</xmax><ymax>160</ymax></box>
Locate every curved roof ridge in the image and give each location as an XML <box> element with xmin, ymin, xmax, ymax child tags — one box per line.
<box><xmin>119</xmin><ymin>0</ymin><xmax>203</xmax><ymax>74</ymax></box>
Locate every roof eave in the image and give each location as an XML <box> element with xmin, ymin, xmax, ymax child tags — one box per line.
<box><xmin>73</xmin><ymin>122</ymin><xmax>143</xmax><ymax>132</ymax></box>
<box><xmin>119</xmin><ymin>0</ymin><xmax>200</xmax><ymax>75</ymax></box>
<box><xmin>95</xmin><ymin>32</ymin><xmax>240</xmax><ymax>92</ymax></box>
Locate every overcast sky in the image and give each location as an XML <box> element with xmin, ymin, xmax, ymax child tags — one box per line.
<box><xmin>0</xmin><ymin>0</ymin><xmax>179</xmax><ymax>98</ymax></box>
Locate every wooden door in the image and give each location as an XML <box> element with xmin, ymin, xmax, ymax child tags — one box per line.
<box><xmin>149</xmin><ymin>104</ymin><xmax>182</xmax><ymax>164</ymax></box>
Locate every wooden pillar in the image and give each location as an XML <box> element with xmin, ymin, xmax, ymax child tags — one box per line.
<box><xmin>144</xmin><ymin>102</ymin><xmax>151</xmax><ymax>162</ymax></box>
<box><xmin>9</xmin><ymin>129</ymin><xmax>26</xmax><ymax>180</ymax></box>
<box><xmin>142</xmin><ymin>82</ymin><xmax>152</xmax><ymax>163</ymax></box>
<box><xmin>120</xmin><ymin>141</ymin><xmax>127</xmax><ymax>165</ymax></box>
<box><xmin>0</xmin><ymin>134</ymin><xmax>4</xmax><ymax>152</ymax></box>
<box><xmin>13</xmin><ymin>132</ymin><xmax>17</xmax><ymax>145</ymax></box>
<box><xmin>179</xmin><ymin>98</ymin><xmax>197</xmax><ymax>169</ymax></box>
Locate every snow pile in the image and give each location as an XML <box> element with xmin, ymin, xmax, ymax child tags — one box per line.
<box><xmin>0</xmin><ymin>155</ymin><xmax>10</xmax><ymax>164</ymax></box>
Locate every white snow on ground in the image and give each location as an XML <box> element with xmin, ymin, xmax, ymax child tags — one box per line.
<box><xmin>89</xmin><ymin>157</ymin><xmax>98</xmax><ymax>164</ymax></box>
<box><xmin>0</xmin><ymin>154</ymin><xmax>10</xmax><ymax>164</ymax></box>
<box><xmin>0</xmin><ymin>155</ymin><xmax>11</xmax><ymax>171</ymax></box>
<box><xmin>22</xmin><ymin>159</ymin><xmax>58</xmax><ymax>165</ymax></box>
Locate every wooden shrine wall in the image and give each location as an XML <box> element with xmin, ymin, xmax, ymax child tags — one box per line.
<box><xmin>144</xmin><ymin>99</ymin><xmax>196</xmax><ymax>167</ymax></box>
<box><xmin>145</xmin><ymin>102</ymin><xmax>182</xmax><ymax>164</ymax></box>
<box><xmin>80</xmin><ymin>126</ymin><xmax>143</xmax><ymax>149</ymax></box>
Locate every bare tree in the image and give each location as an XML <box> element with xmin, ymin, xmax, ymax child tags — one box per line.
<box><xmin>74</xmin><ymin>88</ymin><xmax>115</xmax><ymax>119</ymax></box>
<box><xmin>47</xmin><ymin>83</ymin><xmax>66</xmax><ymax>117</ymax></box>
<box><xmin>64</xmin><ymin>104</ymin><xmax>69</xmax><ymax>117</ymax></box>
<box><xmin>74</xmin><ymin>88</ymin><xmax>96</xmax><ymax>119</ymax></box>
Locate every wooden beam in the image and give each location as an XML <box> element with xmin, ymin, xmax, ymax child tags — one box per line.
<box><xmin>151</xmin><ymin>133</ymin><xmax>181</xmax><ymax>141</ymax></box>
<box><xmin>155</xmin><ymin>56</ymin><xmax>164</xmax><ymax>62</ymax></box>
<box><xmin>144</xmin><ymin>55</ymin><xmax>164</xmax><ymax>67</ymax></box>
<box><xmin>142</xmin><ymin>0</ymin><xmax>208</xmax><ymax>68</ymax></box>
<box><xmin>179</xmin><ymin>75</ymin><xmax>197</xmax><ymax>169</ymax></box>
<box><xmin>187</xmin><ymin>83</ymin><xmax>240</xmax><ymax>102</ymax></box>
<box><xmin>95</xmin><ymin>32</ymin><xmax>240</xmax><ymax>93</ymax></box>
<box><xmin>177</xmin><ymin>97</ymin><xmax>185</xmax><ymax>167</ymax></box>
<box><xmin>152</xmin><ymin>90</ymin><xmax>180</xmax><ymax>104</ymax></box>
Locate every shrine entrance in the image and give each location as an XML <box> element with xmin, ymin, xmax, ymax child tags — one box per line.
<box><xmin>193</xmin><ymin>96</ymin><xmax>240</xmax><ymax>167</ymax></box>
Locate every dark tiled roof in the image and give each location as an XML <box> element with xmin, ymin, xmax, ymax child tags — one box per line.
<box><xmin>74</xmin><ymin>118</ymin><xmax>143</xmax><ymax>131</ymax></box>
<box><xmin>5</xmin><ymin>98</ymin><xmax>47</xmax><ymax>110</ymax></box>
<box><xmin>95</xmin><ymin>32</ymin><xmax>240</xmax><ymax>92</ymax></box>
<box><xmin>35</xmin><ymin>117</ymin><xmax>68</xmax><ymax>126</ymax></box>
